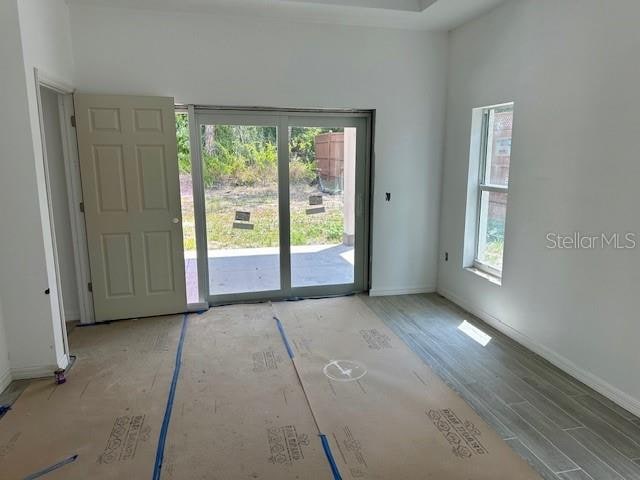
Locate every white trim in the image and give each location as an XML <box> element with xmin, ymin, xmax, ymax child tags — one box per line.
<box><xmin>35</xmin><ymin>68</ymin><xmax>94</xmax><ymax>325</ymax></box>
<box><xmin>36</xmin><ymin>69</ymin><xmax>74</xmax><ymax>96</ymax></box>
<box><xmin>465</xmin><ymin>266</ymin><xmax>502</xmax><ymax>286</ymax></box>
<box><xmin>0</xmin><ymin>368</ymin><xmax>11</xmax><ymax>394</ymax></box>
<box><xmin>369</xmin><ymin>285</ymin><xmax>436</xmax><ymax>297</ymax></box>
<box><xmin>34</xmin><ymin>69</ymin><xmax>71</xmax><ymax>358</ymax></box>
<box><xmin>57</xmin><ymin>352</ymin><xmax>69</xmax><ymax>370</ymax></box>
<box><xmin>472</xmin><ymin>260</ymin><xmax>502</xmax><ymax>280</ymax></box>
<box><xmin>437</xmin><ymin>287</ymin><xmax>640</xmax><ymax>418</ymax></box>
<box><xmin>58</xmin><ymin>93</ymin><xmax>94</xmax><ymax>324</ymax></box>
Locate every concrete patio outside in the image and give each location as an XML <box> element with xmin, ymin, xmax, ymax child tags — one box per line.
<box><xmin>185</xmin><ymin>244</ymin><xmax>354</xmax><ymax>302</ymax></box>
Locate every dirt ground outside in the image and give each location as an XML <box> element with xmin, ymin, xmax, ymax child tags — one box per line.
<box><xmin>180</xmin><ymin>174</ymin><xmax>345</xmax><ymax>252</ymax></box>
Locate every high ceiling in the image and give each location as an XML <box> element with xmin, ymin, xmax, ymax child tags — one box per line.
<box><xmin>65</xmin><ymin>0</ymin><xmax>510</xmax><ymax>31</ymax></box>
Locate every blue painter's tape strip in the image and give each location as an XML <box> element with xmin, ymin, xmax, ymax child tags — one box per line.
<box><xmin>23</xmin><ymin>454</ymin><xmax>78</xmax><ymax>479</ymax></box>
<box><xmin>152</xmin><ymin>313</ymin><xmax>189</xmax><ymax>480</ymax></box>
<box><xmin>320</xmin><ymin>434</ymin><xmax>342</xmax><ymax>480</ymax></box>
<box><xmin>274</xmin><ymin>316</ymin><xmax>294</xmax><ymax>359</ymax></box>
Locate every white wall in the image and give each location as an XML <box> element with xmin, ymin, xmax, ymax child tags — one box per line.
<box><xmin>18</xmin><ymin>1</ymin><xmax>75</xmax><ymax>369</ymax></box>
<box><xmin>40</xmin><ymin>86</ymin><xmax>80</xmax><ymax>322</ymax></box>
<box><xmin>0</xmin><ymin>0</ymin><xmax>57</xmax><ymax>378</ymax></box>
<box><xmin>68</xmin><ymin>5</ymin><xmax>449</xmax><ymax>296</ymax></box>
<box><xmin>0</xmin><ymin>298</ymin><xmax>11</xmax><ymax>393</ymax></box>
<box><xmin>438</xmin><ymin>0</ymin><xmax>640</xmax><ymax>414</ymax></box>
<box><xmin>0</xmin><ymin>0</ymin><xmax>74</xmax><ymax>378</ymax></box>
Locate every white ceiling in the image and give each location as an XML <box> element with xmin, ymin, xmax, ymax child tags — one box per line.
<box><xmin>284</xmin><ymin>0</ymin><xmax>438</xmax><ymax>13</ymax></box>
<box><xmin>65</xmin><ymin>0</ymin><xmax>510</xmax><ymax>31</ymax></box>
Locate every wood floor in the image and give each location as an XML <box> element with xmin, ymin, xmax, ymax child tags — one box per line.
<box><xmin>363</xmin><ymin>293</ymin><xmax>640</xmax><ymax>480</ymax></box>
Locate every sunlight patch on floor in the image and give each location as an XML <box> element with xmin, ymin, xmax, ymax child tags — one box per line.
<box><xmin>458</xmin><ymin>320</ymin><xmax>492</xmax><ymax>346</ymax></box>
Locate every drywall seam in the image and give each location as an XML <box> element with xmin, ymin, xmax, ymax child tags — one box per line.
<box><xmin>437</xmin><ymin>287</ymin><xmax>640</xmax><ymax>418</ymax></box>
<box><xmin>369</xmin><ymin>284</ymin><xmax>436</xmax><ymax>296</ymax></box>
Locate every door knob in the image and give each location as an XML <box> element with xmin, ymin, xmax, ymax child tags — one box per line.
<box><xmin>172</xmin><ymin>217</ymin><xmax>180</xmax><ymax>224</ymax></box>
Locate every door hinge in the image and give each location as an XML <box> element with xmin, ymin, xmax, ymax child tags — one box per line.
<box><xmin>87</xmin><ymin>282</ymin><xmax>92</xmax><ymax>292</ymax></box>
<box><xmin>70</xmin><ymin>115</ymin><xmax>76</xmax><ymax>127</ymax></box>
<box><xmin>79</xmin><ymin>202</ymin><xmax>84</xmax><ymax>213</ymax></box>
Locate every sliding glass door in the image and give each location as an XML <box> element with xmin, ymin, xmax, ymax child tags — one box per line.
<box><xmin>190</xmin><ymin>109</ymin><xmax>369</xmax><ymax>304</ymax></box>
<box><xmin>287</xmin><ymin>117</ymin><xmax>367</xmax><ymax>294</ymax></box>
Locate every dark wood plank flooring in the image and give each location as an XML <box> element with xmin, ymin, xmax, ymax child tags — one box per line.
<box><xmin>364</xmin><ymin>293</ymin><xmax>640</xmax><ymax>480</ymax></box>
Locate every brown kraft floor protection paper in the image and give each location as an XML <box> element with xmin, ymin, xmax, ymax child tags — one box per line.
<box><xmin>0</xmin><ymin>305</ymin><xmax>333</xmax><ymax>479</ymax></box>
<box><xmin>273</xmin><ymin>296</ymin><xmax>542</xmax><ymax>480</ymax></box>
<box><xmin>161</xmin><ymin>303</ymin><xmax>332</xmax><ymax>479</ymax></box>
<box><xmin>0</xmin><ymin>297</ymin><xmax>542</xmax><ymax>479</ymax></box>
<box><xmin>0</xmin><ymin>315</ymin><xmax>182</xmax><ymax>479</ymax></box>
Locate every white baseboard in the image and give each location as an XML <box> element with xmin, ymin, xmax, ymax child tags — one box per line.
<box><xmin>369</xmin><ymin>285</ymin><xmax>436</xmax><ymax>297</ymax></box>
<box><xmin>10</xmin><ymin>352</ymin><xmax>70</xmax><ymax>381</ymax></box>
<box><xmin>10</xmin><ymin>364</ymin><xmax>57</xmax><ymax>380</ymax></box>
<box><xmin>438</xmin><ymin>287</ymin><xmax>640</xmax><ymax>418</ymax></box>
<box><xmin>0</xmin><ymin>367</ymin><xmax>11</xmax><ymax>393</ymax></box>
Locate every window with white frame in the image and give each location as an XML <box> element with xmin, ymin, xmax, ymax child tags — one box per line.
<box><xmin>473</xmin><ymin>103</ymin><xmax>513</xmax><ymax>277</ymax></box>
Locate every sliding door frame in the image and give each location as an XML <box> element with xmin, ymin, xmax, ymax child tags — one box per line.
<box><xmin>284</xmin><ymin>114</ymin><xmax>369</xmax><ymax>298</ymax></box>
<box><xmin>188</xmin><ymin>106</ymin><xmax>373</xmax><ymax>306</ymax></box>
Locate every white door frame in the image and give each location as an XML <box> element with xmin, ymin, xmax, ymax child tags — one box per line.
<box><xmin>34</xmin><ymin>68</ymin><xmax>95</xmax><ymax>329</ymax></box>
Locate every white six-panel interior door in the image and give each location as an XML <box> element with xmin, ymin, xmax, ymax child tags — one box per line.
<box><xmin>74</xmin><ymin>94</ymin><xmax>186</xmax><ymax>321</ymax></box>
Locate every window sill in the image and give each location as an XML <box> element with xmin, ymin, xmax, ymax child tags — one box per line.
<box><xmin>465</xmin><ymin>267</ymin><xmax>502</xmax><ymax>286</ymax></box>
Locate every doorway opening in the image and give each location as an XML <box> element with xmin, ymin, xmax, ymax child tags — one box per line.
<box><xmin>177</xmin><ymin>108</ymin><xmax>372</xmax><ymax>305</ymax></box>
<box><xmin>40</xmin><ymin>85</ymin><xmax>81</xmax><ymax>327</ymax></box>
<box><xmin>37</xmin><ymin>81</ymin><xmax>95</xmax><ymax>330</ymax></box>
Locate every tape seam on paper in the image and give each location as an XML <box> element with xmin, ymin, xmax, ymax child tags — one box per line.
<box><xmin>152</xmin><ymin>313</ymin><xmax>189</xmax><ymax>480</ymax></box>
<box><xmin>320</xmin><ymin>434</ymin><xmax>343</xmax><ymax>480</ymax></box>
<box><xmin>23</xmin><ymin>454</ymin><xmax>78</xmax><ymax>479</ymax></box>
<box><xmin>274</xmin><ymin>316</ymin><xmax>294</xmax><ymax>359</ymax></box>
